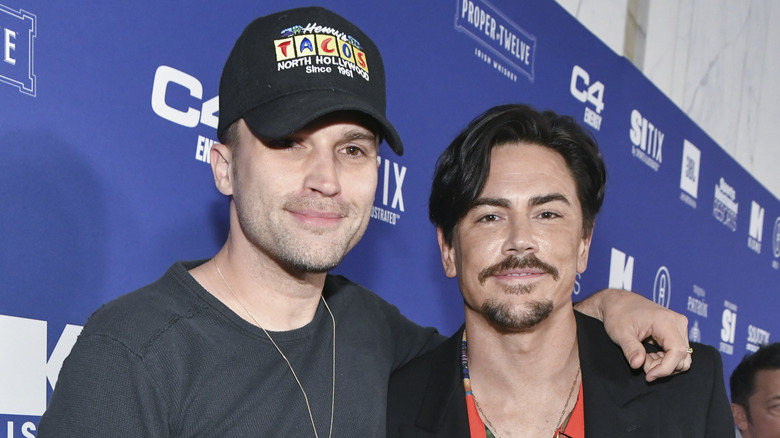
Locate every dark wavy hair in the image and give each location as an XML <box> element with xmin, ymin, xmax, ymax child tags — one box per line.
<box><xmin>730</xmin><ymin>342</ymin><xmax>780</xmax><ymax>410</ymax></box>
<box><xmin>429</xmin><ymin>104</ymin><xmax>607</xmax><ymax>245</ymax></box>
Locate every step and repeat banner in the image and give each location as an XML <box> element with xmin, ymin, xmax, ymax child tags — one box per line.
<box><xmin>1</xmin><ymin>0</ymin><xmax>778</xmax><ymax>433</ymax></box>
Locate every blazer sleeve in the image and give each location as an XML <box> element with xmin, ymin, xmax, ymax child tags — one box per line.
<box><xmin>699</xmin><ymin>343</ymin><xmax>736</xmax><ymax>436</ymax></box>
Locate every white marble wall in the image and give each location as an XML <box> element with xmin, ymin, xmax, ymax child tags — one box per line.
<box><xmin>556</xmin><ymin>0</ymin><xmax>780</xmax><ymax>200</ymax></box>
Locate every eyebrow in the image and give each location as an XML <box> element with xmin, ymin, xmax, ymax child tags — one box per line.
<box><xmin>471</xmin><ymin>197</ymin><xmax>512</xmax><ymax>209</ymax></box>
<box><xmin>342</xmin><ymin>128</ymin><xmax>377</xmax><ymax>143</ymax></box>
<box><xmin>529</xmin><ymin>193</ymin><xmax>571</xmax><ymax>207</ymax></box>
<box><xmin>471</xmin><ymin>193</ymin><xmax>570</xmax><ymax>210</ymax></box>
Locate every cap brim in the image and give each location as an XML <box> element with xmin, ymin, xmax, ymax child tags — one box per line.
<box><xmin>241</xmin><ymin>89</ymin><xmax>403</xmax><ymax>155</ymax></box>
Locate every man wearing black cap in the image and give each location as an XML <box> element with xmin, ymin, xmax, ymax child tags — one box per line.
<box><xmin>38</xmin><ymin>7</ymin><xmax>692</xmax><ymax>437</ymax></box>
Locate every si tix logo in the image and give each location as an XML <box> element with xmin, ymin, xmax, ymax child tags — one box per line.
<box><xmin>569</xmin><ymin>65</ymin><xmax>605</xmax><ymax>130</ymax></box>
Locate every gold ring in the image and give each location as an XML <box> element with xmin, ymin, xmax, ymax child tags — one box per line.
<box><xmin>686</xmin><ymin>347</ymin><xmax>694</xmax><ymax>354</ymax></box>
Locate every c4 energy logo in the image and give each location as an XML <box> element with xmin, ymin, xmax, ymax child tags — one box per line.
<box><xmin>720</xmin><ymin>300</ymin><xmax>738</xmax><ymax>355</ymax></box>
<box><xmin>0</xmin><ymin>5</ymin><xmax>36</xmax><ymax>96</ymax></box>
<box><xmin>455</xmin><ymin>0</ymin><xmax>536</xmax><ymax>83</ymax></box>
<box><xmin>570</xmin><ymin>65</ymin><xmax>605</xmax><ymax>131</ymax></box>
<box><xmin>747</xmin><ymin>200</ymin><xmax>764</xmax><ymax>254</ymax></box>
<box><xmin>653</xmin><ymin>266</ymin><xmax>671</xmax><ymax>308</ymax></box>
<box><xmin>679</xmin><ymin>140</ymin><xmax>700</xmax><ymax>209</ymax></box>
<box><xmin>274</xmin><ymin>24</ymin><xmax>369</xmax><ymax>80</ymax></box>
<box><xmin>712</xmin><ymin>178</ymin><xmax>738</xmax><ymax>231</ymax></box>
<box><xmin>371</xmin><ymin>155</ymin><xmax>406</xmax><ymax>226</ymax></box>
<box><xmin>0</xmin><ymin>315</ymin><xmax>82</xmax><ymax>435</ymax></box>
<box><xmin>628</xmin><ymin>109</ymin><xmax>663</xmax><ymax>171</ymax></box>
<box><xmin>151</xmin><ymin>65</ymin><xmax>219</xmax><ymax>162</ymax></box>
<box><xmin>608</xmin><ymin>248</ymin><xmax>633</xmax><ymax>291</ymax></box>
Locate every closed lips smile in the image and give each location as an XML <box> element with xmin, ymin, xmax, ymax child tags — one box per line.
<box><xmin>288</xmin><ymin>209</ymin><xmax>345</xmax><ymax>225</ymax></box>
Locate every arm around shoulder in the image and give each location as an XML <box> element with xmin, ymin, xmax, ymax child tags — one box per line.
<box><xmin>576</xmin><ymin>288</ymin><xmax>692</xmax><ymax>380</ymax></box>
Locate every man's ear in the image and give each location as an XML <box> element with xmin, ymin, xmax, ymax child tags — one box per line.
<box><xmin>437</xmin><ymin>227</ymin><xmax>458</xmax><ymax>279</ymax></box>
<box><xmin>577</xmin><ymin>227</ymin><xmax>594</xmax><ymax>274</ymax></box>
<box><xmin>210</xmin><ymin>143</ymin><xmax>233</xmax><ymax>196</ymax></box>
<box><xmin>731</xmin><ymin>403</ymin><xmax>749</xmax><ymax>432</ymax></box>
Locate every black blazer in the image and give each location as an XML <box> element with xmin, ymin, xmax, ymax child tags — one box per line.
<box><xmin>387</xmin><ymin>311</ymin><xmax>735</xmax><ymax>437</ymax></box>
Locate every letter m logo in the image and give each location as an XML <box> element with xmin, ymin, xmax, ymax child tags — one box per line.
<box><xmin>608</xmin><ymin>248</ymin><xmax>634</xmax><ymax>290</ymax></box>
<box><xmin>749</xmin><ymin>201</ymin><xmax>764</xmax><ymax>242</ymax></box>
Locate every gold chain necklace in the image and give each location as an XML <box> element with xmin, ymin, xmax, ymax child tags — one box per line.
<box><xmin>216</xmin><ymin>264</ymin><xmax>335</xmax><ymax>438</ymax></box>
<box><xmin>472</xmin><ymin>364</ymin><xmax>580</xmax><ymax>438</ymax></box>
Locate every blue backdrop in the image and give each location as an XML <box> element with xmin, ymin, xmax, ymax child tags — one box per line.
<box><xmin>1</xmin><ymin>1</ymin><xmax>778</xmax><ymax>434</ymax></box>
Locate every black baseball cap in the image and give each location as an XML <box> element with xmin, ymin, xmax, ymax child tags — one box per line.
<box><xmin>217</xmin><ymin>7</ymin><xmax>403</xmax><ymax>155</ymax></box>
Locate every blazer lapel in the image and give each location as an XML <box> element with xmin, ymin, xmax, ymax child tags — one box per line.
<box><xmin>575</xmin><ymin>312</ymin><xmax>658</xmax><ymax>435</ymax></box>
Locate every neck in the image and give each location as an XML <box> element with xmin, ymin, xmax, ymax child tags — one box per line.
<box><xmin>465</xmin><ymin>303</ymin><xmax>579</xmax><ymax>398</ymax></box>
<box><xmin>464</xmin><ymin>305</ymin><xmax>581</xmax><ymax>438</ymax></box>
<box><xmin>190</xmin><ymin>232</ymin><xmax>326</xmax><ymax>332</ymax></box>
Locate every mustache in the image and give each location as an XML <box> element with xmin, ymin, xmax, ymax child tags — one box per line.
<box><xmin>478</xmin><ymin>254</ymin><xmax>560</xmax><ymax>284</ymax></box>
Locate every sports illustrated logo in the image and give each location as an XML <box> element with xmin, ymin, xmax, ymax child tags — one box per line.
<box><xmin>689</xmin><ymin>320</ymin><xmax>701</xmax><ymax>343</ymax></box>
<box><xmin>773</xmin><ymin>217</ymin><xmax>780</xmax><ymax>270</ymax></box>
<box><xmin>608</xmin><ymin>248</ymin><xmax>633</xmax><ymax>291</ymax></box>
<box><xmin>570</xmin><ymin>65</ymin><xmax>605</xmax><ymax>131</ymax></box>
<box><xmin>747</xmin><ymin>200</ymin><xmax>764</xmax><ymax>254</ymax></box>
<box><xmin>719</xmin><ymin>300</ymin><xmax>738</xmax><ymax>355</ymax></box>
<box><xmin>653</xmin><ymin>266</ymin><xmax>671</xmax><ymax>308</ymax></box>
<box><xmin>712</xmin><ymin>178</ymin><xmax>738</xmax><ymax>231</ymax></box>
<box><xmin>746</xmin><ymin>324</ymin><xmax>770</xmax><ymax>353</ymax></box>
<box><xmin>679</xmin><ymin>140</ymin><xmax>700</xmax><ymax>209</ymax></box>
<box><xmin>628</xmin><ymin>109</ymin><xmax>663</xmax><ymax>171</ymax></box>
<box><xmin>371</xmin><ymin>156</ymin><xmax>406</xmax><ymax>225</ymax></box>
<box><xmin>0</xmin><ymin>314</ymin><xmax>82</xmax><ymax>434</ymax></box>
<box><xmin>150</xmin><ymin>65</ymin><xmax>219</xmax><ymax>162</ymax></box>
<box><xmin>455</xmin><ymin>0</ymin><xmax>536</xmax><ymax>82</ymax></box>
<box><xmin>687</xmin><ymin>284</ymin><xmax>708</xmax><ymax>318</ymax></box>
<box><xmin>0</xmin><ymin>5</ymin><xmax>36</xmax><ymax>96</ymax></box>
<box><xmin>274</xmin><ymin>23</ymin><xmax>369</xmax><ymax>81</ymax></box>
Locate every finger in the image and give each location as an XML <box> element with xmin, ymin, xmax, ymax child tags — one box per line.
<box><xmin>675</xmin><ymin>348</ymin><xmax>693</xmax><ymax>372</ymax></box>
<box><xmin>617</xmin><ymin>337</ymin><xmax>647</xmax><ymax>369</ymax></box>
<box><xmin>643</xmin><ymin>318</ymin><xmax>690</xmax><ymax>380</ymax></box>
<box><xmin>645</xmin><ymin>347</ymin><xmax>691</xmax><ymax>382</ymax></box>
<box><xmin>643</xmin><ymin>351</ymin><xmax>664</xmax><ymax>376</ymax></box>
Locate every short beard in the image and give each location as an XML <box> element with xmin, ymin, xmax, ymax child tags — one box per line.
<box><xmin>235</xmin><ymin>197</ymin><xmax>362</xmax><ymax>275</ymax></box>
<box><xmin>258</xmin><ymin>222</ymin><xmax>356</xmax><ymax>275</ymax></box>
<box><xmin>276</xmin><ymin>242</ymin><xmax>345</xmax><ymax>274</ymax></box>
<box><xmin>481</xmin><ymin>298</ymin><xmax>554</xmax><ymax>331</ymax></box>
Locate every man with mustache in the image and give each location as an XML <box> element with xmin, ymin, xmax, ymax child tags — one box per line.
<box><xmin>40</xmin><ymin>8</ymin><xmax>693</xmax><ymax>437</ymax></box>
<box><xmin>387</xmin><ymin>104</ymin><xmax>734</xmax><ymax>437</ymax></box>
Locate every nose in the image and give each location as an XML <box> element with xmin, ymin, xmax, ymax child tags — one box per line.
<box><xmin>501</xmin><ymin>216</ymin><xmax>538</xmax><ymax>255</ymax></box>
<box><xmin>303</xmin><ymin>147</ymin><xmax>341</xmax><ymax>197</ymax></box>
